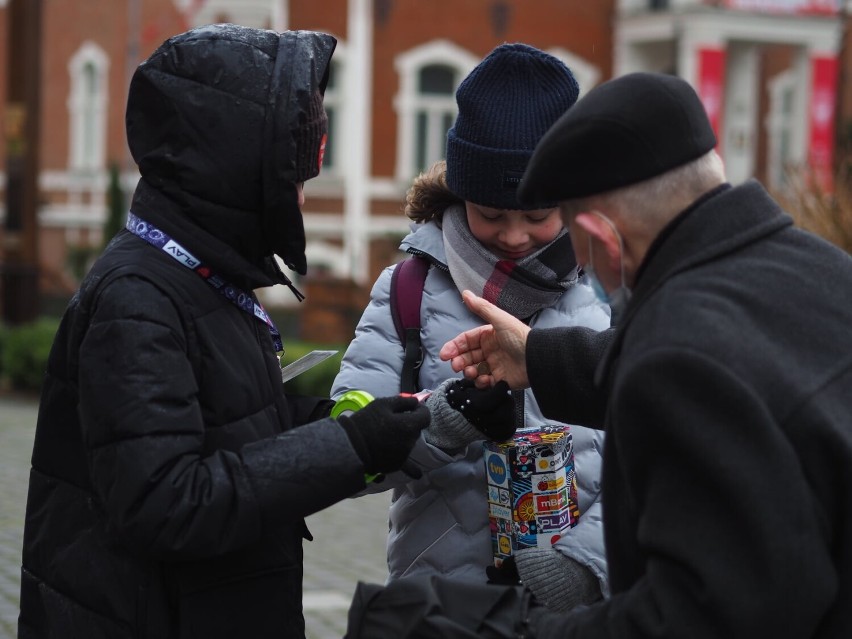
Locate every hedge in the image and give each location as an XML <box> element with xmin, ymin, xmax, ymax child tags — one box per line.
<box><xmin>1</xmin><ymin>317</ymin><xmax>60</xmax><ymax>392</ymax></box>
<box><xmin>0</xmin><ymin>317</ymin><xmax>345</xmax><ymax>399</ymax></box>
<box><xmin>280</xmin><ymin>341</ymin><xmax>346</xmax><ymax>397</ymax></box>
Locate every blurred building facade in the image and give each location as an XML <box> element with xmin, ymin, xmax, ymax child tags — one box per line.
<box><xmin>0</xmin><ymin>0</ymin><xmax>849</xmax><ymax>341</ymax></box>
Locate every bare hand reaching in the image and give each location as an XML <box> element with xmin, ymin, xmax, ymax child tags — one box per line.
<box><xmin>438</xmin><ymin>290</ymin><xmax>531</xmax><ymax>389</ymax></box>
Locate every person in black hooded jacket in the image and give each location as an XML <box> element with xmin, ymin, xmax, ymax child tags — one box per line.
<box><xmin>17</xmin><ymin>24</ymin><xmax>431</xmax><ymax>639</ymax></box>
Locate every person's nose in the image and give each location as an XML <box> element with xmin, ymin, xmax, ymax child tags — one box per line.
<box><xmin>500</xmin><ymin>223</ymin><xmax>528</xmax><ymax>248</ymax></box>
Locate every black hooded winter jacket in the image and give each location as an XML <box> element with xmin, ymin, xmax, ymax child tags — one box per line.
<box><xmin>18</xmin><ymin>26</ymin><xmax>365</xmax><ymax>639</ymax></box>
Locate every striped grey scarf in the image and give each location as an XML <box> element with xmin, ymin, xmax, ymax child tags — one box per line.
<box><xmin>443</xmin><ymin>205</ymin><xmax>578</xmax><ymax>320</ymax></box>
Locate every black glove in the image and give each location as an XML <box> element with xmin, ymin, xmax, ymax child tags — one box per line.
<box><xmin>486</xmin><ymin>556</ymin><xmax>521</xmax><ymax>585</ymax></box>
<box><xmin>445</xmin><ymin>378</ymin><xmax>516</xmax><ymax>442</ymax></box>
<box><xmin>338</xmin><ymin>395</ymin><xmax>430</xmax><ymax>475</ymax></box>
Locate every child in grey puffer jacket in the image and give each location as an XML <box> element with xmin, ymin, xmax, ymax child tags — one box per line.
<box><xmin>332</xmin><ymin>43</ymin><xmax>611</xmax><ymax>613</ymax></box>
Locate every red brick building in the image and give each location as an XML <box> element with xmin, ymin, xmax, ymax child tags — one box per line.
<box><xmin>1</xmin><ymin>0</ymin><xmax>849</xmax><ymax>342</ymax></box>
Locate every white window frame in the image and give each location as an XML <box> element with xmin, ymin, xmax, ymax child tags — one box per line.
<box><xmin>394</xmin><ymin>40</ymin><xmax>479</xmax><ymax>181</ymax></box>
<box><xmin>67</xmin><ymin>41</ymin><xmax>109</xmax><ymax>173</ymax></box>
<box><xmin>765</xmin><ymin>68</ymin><xmax>798</xmax><ymax>190</ymax></box>
<box><xmin>545</xmin><ymin>47</ymin><xmax>602</xmax><ymax>97</ymax></box>
<box><xmin>318</xmin><ymin>40</ymin><xmax>347</xmax><ymax>179</ymax></box>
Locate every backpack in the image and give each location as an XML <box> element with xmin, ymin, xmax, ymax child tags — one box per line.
<box><xmin>389</xmin><ymin>255</ymin><xmax>429</xmax><ymax>394</ymax></box>
<box><xmin>391</xmin><ymin>255</ymin><xmax>527</xmax><ymax>427</ymax></box>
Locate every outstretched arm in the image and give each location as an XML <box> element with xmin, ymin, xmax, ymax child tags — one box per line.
<box><xmin>439</xmin><ymin>290</ymin><xmax>531</xmax><ymax>389</ymax></box>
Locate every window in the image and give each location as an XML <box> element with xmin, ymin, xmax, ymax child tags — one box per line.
<box><xmin>68</xmin><ymin>42</ymin><xmax>109</xmax><ymax>172</ymax></box>
<box><xmin>322</xmin><ymin>58</ymin><xmax>342</xmax><ymax>174</ymax></box>
<box><xmin>413</xmin><ymin>64</ymin><xmax>456</xmax><ymax>173</ymax></box>
<box><xmin>545</xmin><ymin>48</ymin><xmax>601</xmax><ymax>97</ymax></box>
<box><xmin>395</xmin><ymin>40</ymin><xmax>479</xmax><ymax>181</ymax></box>
<box><xmin>306</xmin><ymin>36</ymin><xmax>346</xmax><ymax>183</ymax></box>
<box><xmin>766</xmin><ymin>70</ymin><xmax>797</xmax><ymax>189</ymax></box>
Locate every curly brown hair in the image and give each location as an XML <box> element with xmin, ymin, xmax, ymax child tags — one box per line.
<box><xmin>404</xmin><ymin>160</ymin><xmax>463</xmax><ymax>224</ymax></box>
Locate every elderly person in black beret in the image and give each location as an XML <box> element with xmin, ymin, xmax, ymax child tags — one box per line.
<box><xmin>440</xmin><ymin>72</ymin><xmax>852</xmax><ymax>639</ymax></box>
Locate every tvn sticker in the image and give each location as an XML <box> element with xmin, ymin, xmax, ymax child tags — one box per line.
<box><xmin>163</xmin><ymin>240</ymin><xmax>200</xmax><ymax>269</ymax></box>
<box><xmin>486</xmin><ymin>452</ymin><xmax>508</xmax><ymax>487</ymax></box>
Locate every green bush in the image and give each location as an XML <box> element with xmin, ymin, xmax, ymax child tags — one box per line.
<box><xmin>0</xmin><ymin>324</ymin><xmax>347</xmax><ymax>397</ymax></box>
<box><xmin>0</xmin><ymin>323</ymin><xmax>9</xmax><ymax>379</ymax></box>
<box><xmin>2</xmin><ymin>317</ymin><xmax>60</xmax><ymax>392</ymax></box>
<box><xmin>281</xmin><ymin>341</ymin><xmax>346</xmax><ymax>398</ymax></box>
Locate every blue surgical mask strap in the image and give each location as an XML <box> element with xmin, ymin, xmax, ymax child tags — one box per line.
<box><xmin>585</xmin><ymin>212</ymin><xmax>632</xmax><ymax>322</ymax></box>
<box><xmin>586</xmin><ymin>212</ymin><xmax>627</xmax><ymax>291</ymax></box>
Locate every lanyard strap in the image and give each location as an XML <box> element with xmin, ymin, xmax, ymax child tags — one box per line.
<box><xmin>125</xmin><ymin>212</ymin><xmax>284</xmax><ymax>355</ymax></box>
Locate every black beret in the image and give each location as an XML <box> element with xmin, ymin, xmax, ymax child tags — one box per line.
<box><xmin>518</xmin><ymin>72</ymin><xmax>717</xmax><ymax>203</ymax></box>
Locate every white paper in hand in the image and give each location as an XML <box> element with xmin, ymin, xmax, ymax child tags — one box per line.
<box><xmin>280</xmin><ymin>350</ymin><xmax>338</xmax><ymax>383</ymax></box>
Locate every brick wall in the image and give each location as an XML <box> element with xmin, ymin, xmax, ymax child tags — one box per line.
<box><xmin>300</xmin><ymin>276</ymin><xmax>370</xmax><ymax>344</ymax></box>
<box><xmin>1</xmin><ymin>0</ymin><xmax>616</xmax><ymax>325</ymax></box>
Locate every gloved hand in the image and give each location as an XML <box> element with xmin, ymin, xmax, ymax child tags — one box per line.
<box><xmin>338</xmin><ymin>395</ymin><xmax>430</xmax><ymax>476</ymax></box>
<box><xmin>514</xmin><ymin>547</ymin><xmax>603</xmax><ymax>612</ymax></box>
<box><xmin>445</xmin><ymin>378</ymin><xmax>515</xmax><ymax>441</ymax></box>
<box><xmin>486</xmin><ymin>556</ymin><xmax>521</xmax><ymax>585</ymax></box>
<box><xmin>423</xmin><ymin>378</ymin><xmax>516</xmax><ymax>452</ymax></box>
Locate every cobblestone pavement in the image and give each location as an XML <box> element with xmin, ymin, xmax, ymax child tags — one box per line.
<box><xmin>0</xmin><ymin>394</ymin><xmax>391</xmax><ymax>639</ymax></box>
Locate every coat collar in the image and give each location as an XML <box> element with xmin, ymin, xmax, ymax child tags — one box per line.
<box><xmin>130</xmin><ymin>178</ymin><xmax>281</xmax><ymax>291</ymax></box>
<box><xmin>594</xmin><ymin>179</ymin><xmax>794</xmax><ymax>388</ymax></box>
<box><xmin>400</xmin><ymin>218</ymin><xmax>449</xmax><ymax>267</ymax></box>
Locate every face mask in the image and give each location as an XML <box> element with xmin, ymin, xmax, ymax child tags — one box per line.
<box><xmin>607</xmin><ymin>283</ymin><xmax>632</xmax><ymax>325</ymax></box>
<box><xmin>585</xmin><ymin>213</ymin><xmax>632</xmax><ymax>325</ymax></box>
<box><xmin>584</xmin><ymin>264</ymin><xmax>610</xmax><ymax>305</ymax></box>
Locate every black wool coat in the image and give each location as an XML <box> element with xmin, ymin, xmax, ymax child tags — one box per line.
<box><xmin>526</xmin><ymin>180</ymin><xmax>852</xmax><ymax>639</ymax></box>
<box><xmin>18</xmin><ymin>26</ymin><xmax>364</xmax><ymax>639</ymax></box>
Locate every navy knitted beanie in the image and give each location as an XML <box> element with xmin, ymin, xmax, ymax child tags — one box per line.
<box><xmin>446</xmin><ymin>43</ymin><xmax>579</xmax><ymax>210</ymax></box>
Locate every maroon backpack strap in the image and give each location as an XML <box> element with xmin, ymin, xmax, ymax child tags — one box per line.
<box><xmin>390</xmin><ymin>255</ymin><xmax>429</xmax><ymax>393</ymax></box>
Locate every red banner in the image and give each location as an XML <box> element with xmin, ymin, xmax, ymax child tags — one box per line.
<box><xmin>697</xmin><ymin>48</ymin><xmax>726</xmax><ymax>151</ymax></box>
<box><xmin>808</xmin><ymin>56</ymin><xmax>837</xmax><ymax>191</ymax></box>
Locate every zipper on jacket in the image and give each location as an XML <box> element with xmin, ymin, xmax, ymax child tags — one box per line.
<box><xmin>406</xmin><ymin>248</ymin><xmax>450</xmax><ymax>273</ymax></box>
<box><xmin>513</xmin><ymin>390</ymin><xmax>525</xmax><ymax>430</ymax></box>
